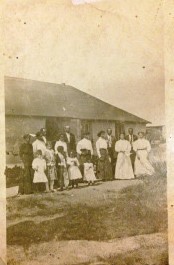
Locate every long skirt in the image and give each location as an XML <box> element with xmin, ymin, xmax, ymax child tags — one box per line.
<box><xmin>78</xmin><ymin>154</ymin><xmax>87</xmax><ymax>177</ymax></box>
<box><xmin>115</xmin><ymin>153</ymin><xmax>134</xmax><ymax>180</ymax></box>
<box><xmin>78</xmin><ymin>151</ymin><xmax>91</xmax><ymax>178</ymax></box>
<box><xmin>130</xmin><ymin>149</ymin><xmax>136</xmax><ymax>171</ymax></box>
<box><xmin>134</xmin><ymin>150</ymin><xmax>155</xmax><ymax>176</ymax></box>
<box><xmin>108</xmin><ymin>147</ymin><xmax>116</xmax><ymax>175</ymax></box>
<box><xmin>57</xmin><ymin>166</ymin><xmax>69</xmax><ymax>188</ymax></box>
<box><xmin>97</xmin><ymin>150</ymin><xmax>113</xmax><ymax>180</ymax></box>
<box><xmin>18</xmin><ymin>164</ymin><xmax>34</xmax><ymax>194</ymax></box>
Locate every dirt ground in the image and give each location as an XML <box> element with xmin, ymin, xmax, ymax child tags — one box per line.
<box><xmin>7</xmin><ymin>145</ymin><xmax>168</xmax><ymax>265</ymax></box>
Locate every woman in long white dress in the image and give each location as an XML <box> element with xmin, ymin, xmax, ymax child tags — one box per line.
<box><xmin>115</xmin><ymin>133</ymin><xmax>134</xmax><ymax>180</ymax></box>
<box><xmin>133</xmin><ymin>132</ymin><xmax>155</xmax><ymax>176</ymax></box>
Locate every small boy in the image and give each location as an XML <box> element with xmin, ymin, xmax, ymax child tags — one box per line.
<box><xmin>55</xmin><ymin>146</ymin><xmax>68</xmax><ymax>191</ymax></box>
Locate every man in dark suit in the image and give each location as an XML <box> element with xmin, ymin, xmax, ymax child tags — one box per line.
<box><xmin>106</xmin><ymin>128</ymin><xmax>116</xmax><ymax>177</ymax></box>
<box><xmin>125</xmin><ymin>128</ymin><xmax>138</xmax><ymax>171</ymax></box>
<box><xmin>64</xmin><ymin>125</ymin><xmax>76</xmax><ymax>155</ymax></box>
<box><xmin>40</xmin><ymin>128</ymin><xmax>47</xmax><ymax>144</ymax></box>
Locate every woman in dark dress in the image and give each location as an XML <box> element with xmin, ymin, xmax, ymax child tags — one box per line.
<box><xmin>96</xmin><ymin>131</ymin><xmax>113</xmax><ymax>181</ymax></box>
<box><xmin>18</xmin><ymin>134</ymin><xmax>34</xmax><ymax>195</ymax></box>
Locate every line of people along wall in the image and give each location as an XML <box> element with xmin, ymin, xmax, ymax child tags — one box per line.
<box><xmin>18</xmin><ymin>126</ymin><xmax>154</xmax><ymax>195</ymax></box>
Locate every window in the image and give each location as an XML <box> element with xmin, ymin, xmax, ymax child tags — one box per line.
<box><xmin>81</xmin><ymin>120</ymin><xmax>91</xmax><ymax>137</ymax></box>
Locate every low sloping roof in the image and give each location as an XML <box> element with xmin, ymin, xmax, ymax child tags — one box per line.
<box><xmin>5</xmin><ymin>76</ymin><xmax>150</xmax><ymax>123</ymax></box>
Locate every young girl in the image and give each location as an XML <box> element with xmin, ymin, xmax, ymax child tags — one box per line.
<box><xmin>84</xmin><ymin>154</ymin><xmax>96</xmax><ymax>185</ymax></box>
<box><xmin>45</xmin><ymin>142</ymin><xmax>57</xmax><ymax>192</ymax></box>
<box><xmin>32</xmin><ymin>150</ymin><xmax>49</xmax><ymax>193</ymax></box>
<box><xmin>67</xmin><ymin>151</ymin><xmax>82</xmax><ymax>188</ymax></box>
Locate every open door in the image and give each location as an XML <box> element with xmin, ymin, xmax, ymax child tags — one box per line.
<box><xmin>46</xmin><ymin>117</ymin><xmax>71</xmax><ymax>141</ymax></box>
<box><xmin>115</xmin><ymin>122</ymin><xmax>125</xmax><ymax>140</ymax></box>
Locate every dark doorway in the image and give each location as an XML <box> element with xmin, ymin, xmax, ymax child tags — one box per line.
<box><xmin>115</xmin><ymin>122</ymin><xmax>125</xmax><ymax>140</ymax></box>
<box><xmin>46</xmin><ymin>117</ymin><xmax>71</xmax><ymax>141</ymax></box>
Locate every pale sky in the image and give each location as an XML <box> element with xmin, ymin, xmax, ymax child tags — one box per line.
<box><xmin>3</xmin><ymin>0</ymin><xmax>165</xmax><ymax>125</ymax></box>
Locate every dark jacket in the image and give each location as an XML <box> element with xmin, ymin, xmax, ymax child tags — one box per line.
<box><xmin>125</xmin><ymin>134</ymin><xmax>138</xmax><ymax>143</ymax></box>
<box><xmin>64</xmin><ymin>132</ymin><xmax>76</xmax><ymax>154</ymax></box>
<box><xmin>55</xmin><ymin>152</ymin><xmax>66</xmax><ymax>168</ymax></box>
<box><xmin>19</xmin><ymin>143</ymin><xmax>33</xmax><ymax>166</ymax></box>
<box><xmin>106</xmin><ymin>135</ymin><xmax>116</xmax><ymax>150</ymax></box>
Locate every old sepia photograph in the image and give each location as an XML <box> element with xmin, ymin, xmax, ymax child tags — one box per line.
<box><xmin>2</xmin><ymin>0</ymin><xmax>169</xmax><ymax>264</ymax></box>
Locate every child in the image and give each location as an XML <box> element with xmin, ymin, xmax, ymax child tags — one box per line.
<box><xmin>32</xmin><ymin>150</ymin><xmax>49</xmax><ymax>193</ymax></box>
<box><xmin>45</xmin><ymin>142</ymin><xmax>57</xmax><ymax>192</ymax></box>
<box><xmin>84</xmin><ymin>154</ymin><xmax>96</xmax><ymax>186</ymax></box>
<box><xmin>56</xmin><ymin>146</ymin><xmax>68</xmax><ymax>191</ymax></box>
<box><xmin>67</xmin><ymin>151</ymin><xmax>82</xmax><ymax>188</ymax></box>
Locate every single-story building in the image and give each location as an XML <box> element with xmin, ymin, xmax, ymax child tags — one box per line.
<box><xmin>5</xmin><ymin>76</ymin><xmax>150</xmax><ymax>166</ymax></box>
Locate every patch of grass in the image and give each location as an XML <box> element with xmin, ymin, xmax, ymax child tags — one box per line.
<box><xmin>73</xmin><ymin>244</ymin><xmax>168</xmax><ymax>265</ymax></box>
<box><xmin>7</xmin><ymin>161</ymin><xmax>167</xmax><ymax>248</ymax></box>
<box><xmin>99</xmin><ymin>244</ymin><xmax>168</xmax><ymax>265</ymax></box>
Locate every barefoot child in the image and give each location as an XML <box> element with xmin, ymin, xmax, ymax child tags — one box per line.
<box><xmin>45</xmin><ymin>142</ymin><xmax>57</xmax><ymax>192</ymax></box>
<box><xmin>67</xmin><ymin>151</ymin><xmax>82</xmax><ymax>188</ymax></box>
<box><xmin>32</xmin><ymin>150</ymin><xmax>49</xmax><ymax>193</ymax></box>
<box><xmin>84</xmin><ymin>154</ymin><xmax>96</xmax><ymax>186</ymax></box>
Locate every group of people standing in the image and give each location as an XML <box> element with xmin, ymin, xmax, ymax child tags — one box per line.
<box><xmin>18</xmin><ymin>126</ymin><xmax>154</xmax><ymax>195</ymax></box>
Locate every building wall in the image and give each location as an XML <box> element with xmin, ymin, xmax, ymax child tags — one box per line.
<box><xmin>5</xmin><ymin>115</ymin><xmax>147</xmax><ymax>165</ymax></box>
<box><xmin>124</xmin><ymin>122</ymin><xmax>146</xmax><ymax>135</ymax></box>
<box><xmin>91</xmin><ymin>120</ymin><xmax>115</xmax><ymax>141</ymax></box>
<box><xmin>162</xmin><ymin>126</ymin><xmax>166</xmax><ymax>140</ymax></box>
<box><xmin>5</xmin><ymin>115</ymin><xmax>46</xmax><ymax>165</ymax></box>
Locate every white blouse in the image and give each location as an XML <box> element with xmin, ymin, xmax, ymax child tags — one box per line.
<box><xmin>32</xmin><ymin>157</ymin><xmax>46</xmax><ymax>172</ymax></box>
<box><xmin>76</xmin><ymin>138</ymin><xmax>93</xmax><ymax>155</ymax></box>
<box><xmin>32</xmin><ymin>139</ymin><xmax>46</xmax><ymax>156</ymax></box>
<box><xmin>55</xmin><ymin>141</ymin><xmax>67</xmax><ymax>154</ymax></box>
<box><xmin>115</xmin><ymin>139</ymin><xmax>131</xmax><ymax>154</ymax></box>
<box><xmin>133</xmin><ymin>139</ymin><xmax>151</xmax><ymax>153</ymax></box>
<box><xmin>96</xmin><ymin>137</ymin><xmax>108</xmax><ymax>158</ymax></box>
